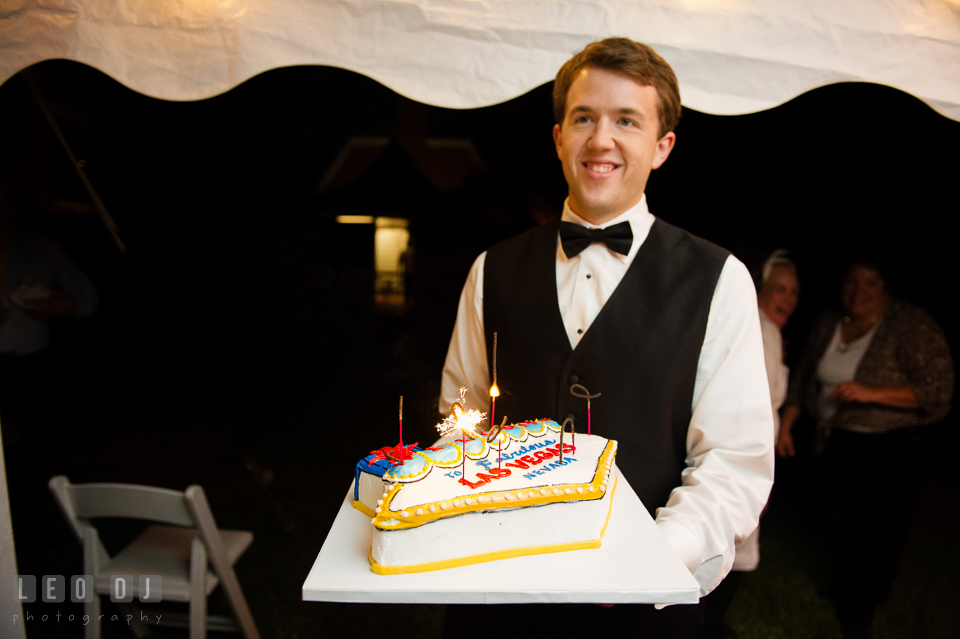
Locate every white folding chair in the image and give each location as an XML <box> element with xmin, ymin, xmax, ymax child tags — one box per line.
<box><xmin>49</xmin><ymin>475</ymin><xmax>261</xmax><ymax>639</ymax></box>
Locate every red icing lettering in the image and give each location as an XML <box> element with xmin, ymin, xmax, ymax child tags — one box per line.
<box><xmin>468</xmin><ymin>447</ymin><xmax>566</xmax><ymax>488</ymax></box>
<box><xmin>462</xmin><ymin>468</ymin><xmax>513</xmax><ymax>489</ymax></box>
<box><xmin>507</xmin><ymin>448</ymin><xmax>569</xmax><ymax>471</ymax></box>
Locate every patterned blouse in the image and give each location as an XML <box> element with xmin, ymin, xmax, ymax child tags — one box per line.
<box><xmin>787</xmin><ymin>299</ymin><xmax>953</xmax><ymax>434</ymax></box>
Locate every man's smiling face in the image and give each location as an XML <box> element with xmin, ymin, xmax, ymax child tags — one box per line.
<box><xmin>553</xmin><ymin>67</ymin><xmax>676</xmax><ymax>225</ymax></box>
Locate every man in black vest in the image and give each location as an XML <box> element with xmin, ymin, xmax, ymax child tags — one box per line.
<box><xmin>441</xmin><ymin>37</ymin><xmax>774</xmax><ymax>637</ymax></box>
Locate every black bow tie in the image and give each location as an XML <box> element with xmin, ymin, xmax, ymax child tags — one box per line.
<box><xmin>559</xmin><ymin>221</ymin><xmax>633</xmax><ymax>258</ymax></box>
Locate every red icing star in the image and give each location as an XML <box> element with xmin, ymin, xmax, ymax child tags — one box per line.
<box><xmin>368</xmin><ymin>442</ymin><xmax>419</xmax><ymax>465</ymax></box>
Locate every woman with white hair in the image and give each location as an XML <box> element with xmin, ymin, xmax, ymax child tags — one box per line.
<box><xmin>756</xmin><ymin>250</ymin><xmax>800</xmax><ymax>441</ymax></box>
<box><xmin>702</xmin><ymin>250</ymin><xmax>799</xmax><ymax>639</ymax></box>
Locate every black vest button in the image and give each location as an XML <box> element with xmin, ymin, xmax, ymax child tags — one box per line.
<box><xmin>568</xmin><ymin>374</ymin><xmax>579</xmax><ymax>385</ymax></box>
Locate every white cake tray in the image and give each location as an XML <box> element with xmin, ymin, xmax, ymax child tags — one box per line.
<box><xmin>302</xmin><ymin>468</ymin><xmax>701</xmax><ymax>605</ymax></box>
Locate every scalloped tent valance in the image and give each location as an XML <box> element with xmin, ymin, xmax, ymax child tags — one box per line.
<box><xmin>2</xmin><ymin>0</ymin><xmax>959</xmax><ymax>120</ymax></box>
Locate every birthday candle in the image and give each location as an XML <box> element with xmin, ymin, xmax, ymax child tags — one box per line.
<box><xmin>570</xmin><ymin>383</ymin><xmax>600</xmax><ymax>438</ymax></box>
<box><xmin>490</xmin><ymin>332</ymin><xmax>500</xmax><ymax>467</ymax></box>
<box><xmin>586</xmin><ymin>398</ymin><xmax>590</xmax><ymax>437</ymax></box>
<box><xmin>490</xmin><ymin>332</ymin><xmax>499</xmax><ymax>428</ymax></box>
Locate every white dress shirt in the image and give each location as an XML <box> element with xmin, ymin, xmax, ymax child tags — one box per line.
<box><xmin>440</xmin><ymin>195</ymin><xmax>774</xmax><ymax>596</ymax></box>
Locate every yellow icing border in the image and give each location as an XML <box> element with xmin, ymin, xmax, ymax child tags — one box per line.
<box><xmin>372</xmin><ymin>440</ymin><xmax>617</xmax><ymax>530</ymax></box>
<box><xmin>353</xmin><ymin>500</ymin><xmax>376</xmax><ymax>518</ymax></box>
<box><xmin>369</xmin><ymin>473</ymin><xmax>618</xmax><ymax>574</ymax></box>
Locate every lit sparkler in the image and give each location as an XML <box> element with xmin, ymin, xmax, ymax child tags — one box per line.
<box><xmin>437</xmin><ymin>387</ymin><xmax>487</xmax><ymax>486</ymax></box>
<box><xmin>436</xmin><ymin>387</ymin><xmax>487</xmax><ymax>439</ymax></box>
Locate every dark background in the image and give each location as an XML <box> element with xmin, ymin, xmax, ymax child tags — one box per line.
<box><xmin>1</xmin><ymin>60</ymin><xmax>958</xmax><ymax>637</ymax></box>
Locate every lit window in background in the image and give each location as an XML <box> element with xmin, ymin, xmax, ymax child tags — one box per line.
<box><xmin>335</xmin><ymin>215</ymin><xmax>410</xmax><ymax>310</ymax></box>
<box><xmin>335</xmin><ymin>215</ymin><xmax>375</xmax><ymax>224</ymax></box>
<box><xmin>374</xmin><ymin>217</ymin><xmax>410</xmax><ymax>310</ymax></box>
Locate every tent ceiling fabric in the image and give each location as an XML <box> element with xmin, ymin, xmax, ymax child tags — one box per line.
<box><xmin>2</xmin><ymin>0</ymin><xmax>959</xmax><ymax>120</ymax></box>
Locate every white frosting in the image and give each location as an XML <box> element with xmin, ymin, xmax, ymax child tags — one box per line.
<box><xmin>372</xmin><ymin>468</ymin><xmax>618</xmax><ymax>569</ymax></box>
<box><xmin>357</xmin><ymin>471</ymin><xmax>390</xmax><ymax>514</ymax></box>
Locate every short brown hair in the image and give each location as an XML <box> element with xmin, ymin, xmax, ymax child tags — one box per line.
<box><xmin>553</xmin><ymin>37</ymin><xmax>681</xmax><ymax>139</ymax></box>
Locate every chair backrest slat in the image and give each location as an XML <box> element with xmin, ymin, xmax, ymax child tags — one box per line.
<box><xmin>52</xmin><ymin>477</ymin><xmax>195</xmax><ymax>527</ymax></box>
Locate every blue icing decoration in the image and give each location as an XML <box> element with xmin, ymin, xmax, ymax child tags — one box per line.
<box><xmin>359</xmin><ymin>458</ymin><xmax>393</xmax><ymax>477</ymax></box>
<box><xmin>357</xmin><ymin>448</ymin><xmax>422</xmax><ymax>476</ymax></box>
<box><xmin>464</xmin><ymin>437</ymin><xmax>487</xmax><ymax>456</ymax></box>
<box><xmin>383</xmin><ymin>453</ymin><xmax>429</xmax><ymax>480</ymax></box>
<box><xmin>524</xmin><ymin>420</ymin><xmax>547</xmax><ymax>435</ymax></box>
<box><xmin>419</xmin><ymin>443</ymin><xmax>461</xmax><ymax>466</ymax></box>
<box><xmin>503</xmin><ymin>424</ymin><xmax>525</xmax><ymax>438</ymax></box>
<box><xmin>355</xmin><ymin>446</ymin><xmax>422</xmax><ymax>501</ymax></box>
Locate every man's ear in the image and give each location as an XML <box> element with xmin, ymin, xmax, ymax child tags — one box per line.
<box><xmin>651</xmin><ymin>131</ymin><xmax>676</xmax><ymax>170</ymax></box>
<box><xmin>553</xmin><ymin>123</ymin><xmax>562</xmax><ymax>159</ymax></box>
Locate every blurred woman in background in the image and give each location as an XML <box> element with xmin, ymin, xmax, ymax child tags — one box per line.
<box><xmin>778</xmin><ymin>259</ymin><xmax>953</xmax><ymax>638</ymax></box>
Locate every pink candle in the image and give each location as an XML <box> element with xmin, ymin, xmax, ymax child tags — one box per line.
<box><xmin>490</xmin><ymin>333</ymin><xmax>501</xmax><ymax>468</ymax></box>
<box><xmin>458</xmin><ymin>434</ymin><xmax>469</xmax><ymax>485</ymax></box>
<box><xmin>570</xmin><ymin>384</ymin><xmax>600</xmax><ymax>437</ymax></box>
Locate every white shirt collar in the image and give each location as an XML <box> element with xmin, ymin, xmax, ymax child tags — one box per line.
<box><xmin>559</xmin><ymin>195</ymin><xmax>655</xmax><ymax>263</ymax></box>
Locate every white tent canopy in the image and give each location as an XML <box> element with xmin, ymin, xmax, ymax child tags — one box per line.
<box><xmin>2</xmin><ymin>0</ymin><xmax>960</xmax><ymax>120</ymax></box>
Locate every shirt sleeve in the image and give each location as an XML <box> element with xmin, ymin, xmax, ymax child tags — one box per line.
<box><xmin>654</xmin><ymin>255</ymin><xmax>775</xmax><ymax>596</ymax></box>
<box><xmin>895</xmin><ymin>306</ymin><xmax>954</xmax><ymax>421</ymax></box>
<box><xmin>440</xmin><ymin>253</ymin><xmax>491</xmax><ymax>418</ymax></box>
